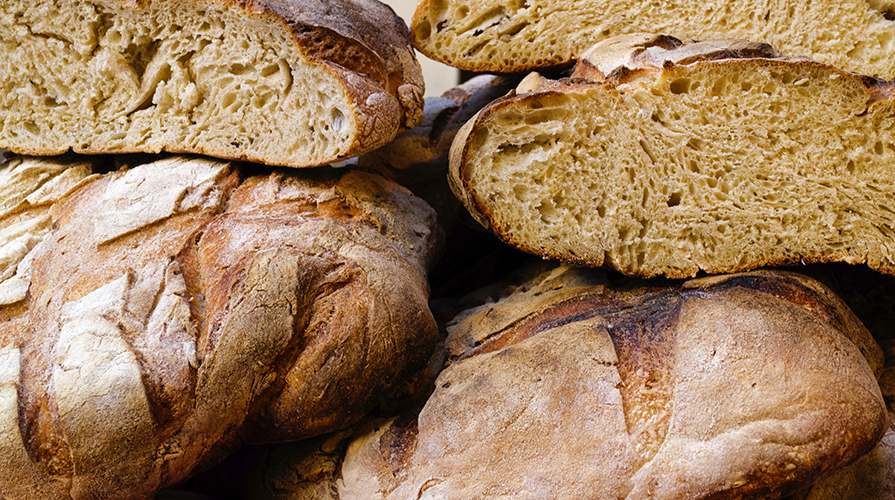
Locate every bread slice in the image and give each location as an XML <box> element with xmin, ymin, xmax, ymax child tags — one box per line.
<box><xmin>449</xmin><ymin>34</ymin><xmax>895</xmax><ymax>279</ymax></box>
<box><xmin>0</xmin><ymin>0</ymin><xmax>424</xmax><ymax>168</ymax></box>
<box><xmin>410</xmin><ymin>0</ymin><xmax>895</xmax><ymax>79</ymax></box>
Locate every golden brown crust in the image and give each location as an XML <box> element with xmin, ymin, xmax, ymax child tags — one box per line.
<box><xmin>257</xmin><ymin>0</ymin><xmax>425</xmax><ymax>127</ymax></box>
<box><xmin>335</xmin><ymin>266</ymin><xmax>887</xmax><ymax>499</ymax></box>
<box><xmin>0</xmin><ymin>154</ymin><xmax>439</xmax><ymax>499</ymax></box>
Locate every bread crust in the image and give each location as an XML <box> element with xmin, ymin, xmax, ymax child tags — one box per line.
<box><xmin>0</xmin><ymin>154</ymin><xmax>439</xmax><ymax>499</ymax></box>
<box><xmin>335</xmin><ymin>266</ymin><xmax>887</xmax><ymax>499</ymax></box>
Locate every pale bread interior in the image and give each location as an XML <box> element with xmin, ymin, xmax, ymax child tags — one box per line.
<box><xmin>460</xmin><ymin>61</ymin><xmax>895</xmax><ymax>277</ymax></box>
<box><xmin>412</xmin><ymin>0</ymin><xmax>895</xmax><ymax>77</ymax></box>
<box><xmin>0</xmin><ymin>0</ymin><xmax>374</xmax><ymax>167</ymax></box>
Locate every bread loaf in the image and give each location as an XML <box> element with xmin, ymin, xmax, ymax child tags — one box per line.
<box><xmin>241</xmin><ymin>265</ymin><xmax>887</xmax><ymax>499</ymax></box>
<box><xmin>0</xmin><ymin>0</ymin><xmax>424</xmax><ymax>168</ymax></box>
<box><xmin>0</xmin><ymin>154</ymin><xmax>439</xmax><ymax>499</ymax></box>
<box><xmin>410</xmin><ymin>0</ymin><xmax>895</xmax><ymax>78</ymax></box>
<box><xmin>449</xmin><ymin>34</ymin><xmax>895</xmax><ymax>279</ymax></box>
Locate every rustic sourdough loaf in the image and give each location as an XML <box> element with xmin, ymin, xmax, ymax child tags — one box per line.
<box><xmin>0</xmin><ymin>154</ymin><xmax>439</xmax><ymax>500</ymax></box>
<box><xmin>0</xmin><ymin>0</ymin><xmax>424</xmax><ymax>168</ymax></box>
<box><xmin>410</xmin><ymin>0</ymin><xmax>895</xmax><ymax>78</ymax></box>
<box><xmin>449</xmin><ymin>34</ymin><xmax>895</xmax><ymax>279</ymax></box>
<box><xmin>242</xmin><ymin>265</ymin><xmax>887</xmax><ymax>499</ymax></box>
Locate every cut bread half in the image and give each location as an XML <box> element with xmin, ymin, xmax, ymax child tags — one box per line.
<box><xmin>449</xmin><ymin>34</ymin><xmax>895</xmax><ymax>279</ymax></box>
<box><xmin>0</xmin><ymin>0</ymin><xmax>424</xmax><ymax>168</ymax></box>
<box><xmin>410</xmin><ymin>0</ymin><xmax>895</xmax><ymax>78</ymax></box>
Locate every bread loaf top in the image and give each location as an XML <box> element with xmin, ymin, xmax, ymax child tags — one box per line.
<box><xmin>335</xmin><ymin>266</ymin><xmax>886</xmax><ymax>499</ymax></box>
<box><xmin>0</xmin><ymin>154</ymin><xmax>439</xmax><ymax>500</ymax></box>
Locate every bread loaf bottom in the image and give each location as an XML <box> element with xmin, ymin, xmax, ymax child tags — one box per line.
<box><xmin>0</xmin><ymin>0</ymin><xmax>424</xmax><ymax>168</ymax></box>
<box><xmin>450</xmin><ymin>34</ymin><xmax>895</xmax><ymax>278</ymax></box>
<box><xmin>411</xmin><ymin>0</ymin><xmax>895</xmax><ymax>78</ymax></box>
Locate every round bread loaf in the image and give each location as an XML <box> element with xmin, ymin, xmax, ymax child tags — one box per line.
<box><xmin>0</xmin><ymin>154</ymin><xmax>439</xmax><ymax>499</ymax></box>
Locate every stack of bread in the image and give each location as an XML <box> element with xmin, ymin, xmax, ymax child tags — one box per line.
<box><xmin>4</xmin><ymin>0</ymin><xmax>895</xmax><ymax>499</ymax></box>
<box><xmin>0</xmin><ymin>0</ymin><xmax>446</xmax><ymax>498</ymax></box>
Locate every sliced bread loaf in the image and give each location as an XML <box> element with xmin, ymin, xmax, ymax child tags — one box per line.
<box><xmin>411</xmin><ymin>0</ymin><xmax>895</xmax><ymax>78</ymax></box>
<box><xmin>0</xmin><ymin>0</ymin><xmax>424</xmax><ymax>168</ymax></box>
<box><xmin>449</xmin><ymin>34</ymin><xmax>895</xmax><ymax>278</ymax></box>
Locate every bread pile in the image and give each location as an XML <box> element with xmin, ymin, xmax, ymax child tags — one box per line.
<box><xmin>4</xmin><ymin>0</ymin><xmax>895</xmax><ymax>498</ymax></box>
<box><xmin>242</xmin><ymin>266</ymin><xmax>889</xmax><ymax>499</ymax></box>
<box><xmin>227</xmin><ymin>1</ymin><xmax>895</xmax><ymax>498</ymax></box>
<box><xmin>0</xmin><ymin>0</ymin><xmax>446</xmax><ymax>498</ymax></box>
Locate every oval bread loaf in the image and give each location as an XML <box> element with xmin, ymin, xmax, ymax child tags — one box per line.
<box><xmin>0</xmin><ymin>0</ymin><xmax>425</xmax><ymax>168</ymax></box>
<box><xmin>410</xmin><ymin>0</ymin><xmax>895</xmax><ymax>78</ymax></box>
<box><xmin>331</xmin><ymin>266</ymin><xmax>886</xmax><ymax>499</ymax></box>
<box><xmin>0</xmin><ymin>154</ymin><xmax>439</xmax><ymax>499</ymax></box>
<box><xmin>449</xmin><ymin>34</ymin><xmax>895</xmax><ymax>278</ymax></box>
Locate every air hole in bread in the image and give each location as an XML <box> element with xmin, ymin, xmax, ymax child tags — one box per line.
<box><xmin>669</xmin><ymin>78</ymin><xmax>690</xmax><ymax>94</ymax></box>
<box><xmin>667</xmin><ymin>192</ymin><xmax>682</xmax><ymax>207</ymax></box>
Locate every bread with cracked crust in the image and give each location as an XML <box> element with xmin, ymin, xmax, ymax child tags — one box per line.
<box><xmin>0</xmin><ymin>0</ymin><xmax>425</xmax><ymax>168</ymax></box>
<box><xmin>0</xmin><ymin>153</ymin><xmax>439</xmax><ymax>500</ymax></box>
<box><xmin>331</xmin><ymin>265</ymin><xmax>886</xmax><ymax>500</ymax></box>
<box><xmin>449</xmin><ymin>34</ymin><xmax>895</xmax><ymax>278</ymax></box>
<box><xmin>410</xmin><ymin>0</ymin><xmax>895</xmax><ymax>79</ymax></box>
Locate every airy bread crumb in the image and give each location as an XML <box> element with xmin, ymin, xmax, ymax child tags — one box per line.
<box><xmin>0</xmin><ymin>0</ymin><xmax>425</xmax><ymax>168</ymax></box>
<box><xmin>411</xmin><ymin>0</ymin><xmax>895</xmax><ymax>79</ymax></box>
<box><xmin>449</xmin><ymin>34</ymin><xmax>895</xmax><ymax>278</ymax></box>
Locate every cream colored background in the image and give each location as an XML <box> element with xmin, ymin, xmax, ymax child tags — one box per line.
<box><xmin>381</xmin><ymin>0</ymin><xmax>460</xmax><ymax>96</ymax></box>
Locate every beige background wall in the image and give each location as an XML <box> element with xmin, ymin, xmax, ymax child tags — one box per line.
<box><xmin>381</xmin><ymin>0</ymin><xmax>460</xmax><ymax>96</ymax></box>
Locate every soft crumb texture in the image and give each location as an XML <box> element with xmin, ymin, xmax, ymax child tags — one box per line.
<box><xmin>449</xmin><ymin>34</ymin><xmax>895</xmax><ymax>279</ymax></box>
<box><xmin>411</xmin><ymin>0</ymin><xmax>895</xmax><ymax>78</ymax></box>
<box><xmin>0</xmin><ymin>0</ymin><xmax>425</xmax><ymax>168</ymax></box>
